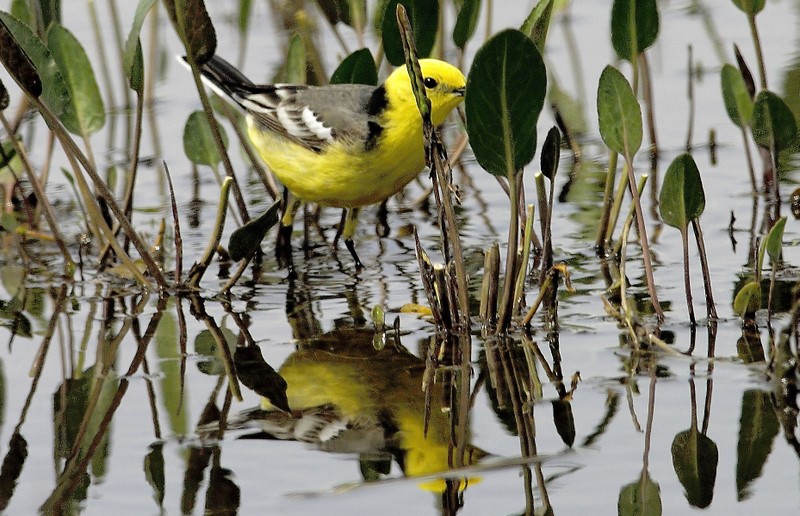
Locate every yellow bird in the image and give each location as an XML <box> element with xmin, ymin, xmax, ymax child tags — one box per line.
<box><xmin>194</xmin><ymin>55</ymin><xmax>466</xmax><ymax>268</ymax></box>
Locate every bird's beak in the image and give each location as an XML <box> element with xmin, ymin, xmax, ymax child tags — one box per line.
<box><xmin>454</xmin><ymin>87</ymin><xmax>465</xmax><ymax>97</ymax></box>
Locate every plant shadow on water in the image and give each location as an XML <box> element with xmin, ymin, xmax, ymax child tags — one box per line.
<box><xmin>0</xmin><ymin>0</ymin><xmax>800</xmax><ymax>514</ymax></box>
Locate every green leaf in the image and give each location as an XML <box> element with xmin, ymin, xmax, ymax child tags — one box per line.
<box><xmin>671</xmin><ymin>428</ymin><xmax>718</xmax><ymax>508</ymax></box>
<box><xmin>129</xmin><ymin>39</ymin><xmax>145</xmax><ymax>94</ymax></box>
<box><xmin>736</xmin><ymin>389</ymin><xmax>779</xmax><ymax>500</ymax></box>
<box><xmin>283</xmin><ymin>34</ymin><xmax>306</xmax><ymax>84</ymax></box>
<box><xmin>227</xmin><ymin>200</ymin><xmax>281</xmax><ymax>261</ymax></box>
<box><xmin>465</xmin><ymin>29</ymin><xmax>547</xmax><ymax>177</ymax></box>
<box><xmin>381</xmin><ymin>0</ymin><xmax>439</xmax><ymax>66</ymax></box>
<box><xmin>721</xmin><ymin>63</ymin><xmax>754</xmax><ymax>128</ymax></box>
<box><xmin>765</xmin><ymin>216</ymin><xmax>787</xmax><ymax>264</ymax></box>
<box><xmin>194</xmin><ymin>327</ymin><xmax>236</xmax><ymax>376</ymax></box>
<box><xmin>47</xmin><ymin>24</ymin><xmax>105</xmax><ymax>135</ymax></box>
<box><xmin>540</xmin><ymin>126</ymin><xmax>561</xmax><ymax>180</ymax></box>
<box><xmin>752</xmin><ymin>91</ymin><xmax>798</xmax><ymax>152</ymax></box>
<box><xmin>164</xmin><ymin>0</ymin><xmax>217</xmax><ymax>64</ymax></box>
<box><xmin>520</xmin><ymin>0</ymin><xmax>554</xmax><ymax>52</ymax></box>
<box><xmin>183</xmin><ymin>111</ymin><xmax>228</xmax><ymax>166</ymax></box>
<box><xmin>155</xmin><ymin>310</ymin><xmax>187</xmax><ymax>436</ymax></box>
<box><xmin>611</xmin><ymin>0</ymin><xmax>659</xmax><ymax>61</ymax></box>
<box><xmin>9</xmin><ymin>0</ymin><xmax>30</xmax><ymax>26</ymax></box>
<box><xmin>659</xmin><ymin>153</ymin><xmax>706</xmax><ymax>230</ymax></box>
<box><xmin>330</xmin><ymin>49</ymin><xmax>378</xmax><ymax>85</ymax></box>
<box><xmin>733</xmin><ymin>281</ymin><xmax>761</xmax><ymax>317</ymax></box>
<box><xmin>732</xmin><ymin>0</ymin><xmax>766</xmax><ymax>15</ymax></box>
<box><xmin>453</xmin><ymin>0</ymin><xmax>481</xmax><ymax>50</ymax></box>
<box><xmin>0</xmin><ymin>11</ymin><xmax>67</xmax><ymax>105</ymax></box>
<box><xmin>234</xmin><ymin>345</ymin><xmax>290</xmax><ymax>412</ymax></box>
<box><xmin>597</xmin><ymin>65</ymin><xmax>642</xmax><ymax>158</ymax></box>
<box><xmin>618</xmin><ymin>470</ymin><xmax>662</xmax><ymax>516</ymax></box>
<box><xmin>125</xmin><ymin>0</ymin><xmax>156</xmax><ymax>94</ymax></box>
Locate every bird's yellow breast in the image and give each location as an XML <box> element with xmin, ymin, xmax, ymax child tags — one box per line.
<box><xmin>247</xmin><ymin>108</ymin><xmax>426</xmax><ymax>209</ymax></box>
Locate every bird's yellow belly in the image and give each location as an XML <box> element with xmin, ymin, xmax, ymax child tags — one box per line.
<box><xmin>247</xmin><ymin>121</ymin><xmax>425</xmax><ymax>209</ymax></box>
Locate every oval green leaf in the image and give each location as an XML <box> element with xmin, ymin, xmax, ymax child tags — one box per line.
<box><xmin>183</xmin><ymin>110</ymin><xmax>228</xmax><ymax>166</ymax></box>
<box><xmin>0</xmin><ymin>11</ymin><xmax>67</xmax><ymax>110</ymax></box>
<box><xmin>283</xmin><ymin>33</ymin><xmax>306</xmax><ymax>84</ymax></box>
<box><xmin>47</xmin><ymin>24</ymin><xmax>106</xmax><ymax>136</ymax></box>
<box><xmin>737</xmin><ymin>389</ymin><xmax>779</xmax><ymax>500</ymax></box>
<box><xmin>752</xmin><ymin>91</ymin><xmax>798</xmax><ymax>152</ymax></box>
<box><xmin>659</xmin><ymin>153</ymin><xmax>706</xmax><ymax>229</ymax></box>
<box><xmin>597</xmin><ymin>65</ymin><xmax>642</xmax><ymax>157</ymax></box>
<box><xmin>765</xmin><ymin>216</ymin><xmax>787</xmax><ymax>263</ymax></box>
<box><xmin>228</xmin><ymin>200</ymin><xmax>281</xmax><ymax>261</ymax></box>
<box><xmin>618</xmin><ymin>471</ymin><xmax>662</xmax><ymax>516</ymax></box>
<box><xmin>721</xmin><ymin>63</ymin><xmax>754</xmax><ymax>128</ymax></box>
<box><xmin>466</xmin><ymin>29</ymin><xmax>547</xmax><ymax>177</ymax></box>
<box><xmin>611</xmin><ymin>0</ymin><xmax>660</xmax><ymax>61</ymax></box>
<box><xmin>453</xmin><ymin>0</ymin><xmax>481</xmax><ymax>50</ymax></box>
<box><xmin>165</xmin><ymin>0</ymin><xmax>216</xmax><ymax>64</ymax></box>
<box><xmin>330</xmin><ymin>48</ymin><xmax>378</xmax><ymax>85</ymax></box>
<box><xmin>540</xmin><ymin>126</ymin><xmax>561</xmax><ymax>180</ymax></box>
<box><xmin>733</xmin><ymin>280</ymin><xmax>761</xmax><ymax>317</ymax></box>
<box><xmin>671</xmin><ymin>428</ymin><xmax>719</xmax><ymax>508</ymax></box>
<box><xmin>381</xmin><ymin>0</ymin><xmax>439</xmax><ymax>66</ymax></box>
<box><xmin>732</xmin><ymin>0</ymin><xmax>765</xmax><ymax>15</ymax></box>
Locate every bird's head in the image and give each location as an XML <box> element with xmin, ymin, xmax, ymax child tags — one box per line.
<box><xmin>388</xmin><ymin>59</ymin><xmax>466</xmax><ymax>126</ymax></box>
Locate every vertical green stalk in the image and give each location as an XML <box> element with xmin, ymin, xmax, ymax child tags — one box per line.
<box><xmin>595</xmin><ymin>151</ymin><xmax>618</xmax><ymax>251</ymax></box>
<box><xmin>497</xmin><ymin>171</ymin><xmax>520</xmax><ymax>332</ymax></box>
<box><xmin>747</xmin><ymin>13</ymin><xmax>767</xmax><ymax>90</ymax></box>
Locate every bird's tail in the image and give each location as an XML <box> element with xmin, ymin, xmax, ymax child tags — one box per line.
<box><xmin>180</xmin><ymin>55</ymin><xmax>254</xmax><ymax>109</ymax></box>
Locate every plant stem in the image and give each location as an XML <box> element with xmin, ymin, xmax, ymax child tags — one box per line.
<box><xmin>691</xmin><ymin>219</ymin><xmax>718</xmax><ymax>321</ymax></box>
<box><xmin>747</xmin><ymin>13</ymin><xmax>768</xmax><ymax>90</ymax></box>
<box><xmin>596</xmin><ymin>151</ymin><xmax>618</xmax><ymax>252</ymax></box>
<box><xmin>497</xmin><ymin>171</ymin><xmax>521</xmax><ymax>333</ymax></box>
<box><xmin>681</xmin><ymin>227</ymin><xmax>697</xmax><ymax>326</ymax></box>
<box><xmin>188</xmin><ymin>178</ymin><xmax>232</xmax><ymax>288</ymax></box>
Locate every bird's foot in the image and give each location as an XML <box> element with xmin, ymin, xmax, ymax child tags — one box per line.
<box><xmin>344</xmin><ymin>238</ymin><xmax>364</xmax><ymax>270</ymax></box>
<box><xmin>276</xmin><ymin>224</ymin><xmax>294</xmax><ymax>271</ymax></box>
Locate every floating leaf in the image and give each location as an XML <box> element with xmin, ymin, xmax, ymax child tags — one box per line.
<box><xmin>671</xmin><ymin>428</ymin><xmax>718</xmax><ymax>508</ymax></box>
<box><xmin>47</xmin><ymin>24</ymin><xmax>105</xmax><ymax>136</ymax></box>
<box><xmin>453</xmin><ymin>0</ymin><xmax>481</xmax><ymax>50</ymax></box>
<box><xmin>597</xmin><ymin>65</ymin><xmax>642</xmax><ymax>157</ymax></box>
<box><xmin>733</xmin><ymin>281</ymin><xmax>761</xmax><ymax>317</ymax></box>
<box><xmin>520</xmin><ymin>0</ymin><xmax>554</xmax><ymax>52</ymax></box>
<box><xmin>618</xmin><ymin>470</ymin><xmax>662</xmax><ymax>516</ymax></box>
<box><xmin>721</xmin><ymin>64</ymin><xmax>754</xmax><ymax>128</ymax></box>
<box><xmin>659</xmin><ymin>153</ymin><xmax>705</xmax><ymax>230</ymax></box>
<box><xmin>183</xmin><ymin>111</ymin><xmax>228</xmax><ymax>167</ymax></box>
<box><xmin>731</xmin><ymin>0</ymin><xmax>765</xmax><ymax>15</ymax></box>
<box><xmin>234</xmin><ymin>346</ymin><xmax>290</xmax><ymax>412</ymax></box>
<box><xmin>736</xmin><ymin>389</ymin><xmax>779</xmax><ymax>500</ymax></box>
<box><xmin>611</xmin><ymin>0</ymin><xmax>659</xmax><ymax>61</ymax></box>
<box><xmin>752</xmin><ymin>91</ymin><xmax>798</xmax><ymax>152</ymax></box>
<box><xmin>227</xmin><ymin>200</ymin><xmax>280</xmax><ymax>261</ymax></box>
<box><xmin>380</xmin><ymin>0</ymin><xmax>439</xmax><ymax>66</ymax></box>
<box><xmin>330</xmin><ymin>48</ymin><xmax>377</xmax><ymax>85</ymax></box>
<box><xmin>540</xmin><ymin>126</ymin><xmax>561</xmax><ymax>180</ymax></box>
<box><xmin>465</xmin><ymin>29</ymin><xmax>546</xmax><ymax>177</ymax></box>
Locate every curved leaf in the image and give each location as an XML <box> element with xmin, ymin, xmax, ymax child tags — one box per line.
<box><xmin>733</xmin><ymin>281</ymin><xmax>761</xmax><ymax>317</ymax></box>
<box><xmin>597</xmin><ymin>65</ymin><xmax>642</xmax><ymax>157</ymax></box>
<box><xmin>465</xmin><ymin>29</ymin><xmax>547</xmax><ymax>177</ymax></box>
<box><xmin>228</xmin><ymin>200</ymin><xmax>281</xmax><ymax>261</ymax></box>
<box><xmin>453</xmin><ymin>0</ymin><xmax>481</xmax><ymax>50</ymax></box>
<box><xmin>520</xmin><ymin>0</ymin><xmax>554</xmax><ymax>52</ymax></box>
<box><xmin>752</xmin><ymin>91</ymin><xmax>798</xmax><ymax>152</ymax></box>
<box><xmin>164</xmin><ymin>0</ymin><xmax>216</xmax><ymax>64</ymax></box>
<box><xmin>659</xmin><ymin>153</ymin><xmax>705</xmax><ymax>230</ymax></box>
<box><xmin>721</xmin><ymin>64</ymin><xmax>753</xmax><ymax>128</ymax></box>
<box><xmin>0</xmin><ymin>12</ymin><xmax>68</xmax><ymax>115</ymax></box>
<box><xmin>47</xmin><ymin>24</ymin><xmax>105</xmax><ymax>136</ymax></box>
<box><xmin>125</xmin><ymin>0</ymin><xmax>156</xmax><ymax>93</ymax></box>
<box><xmin>330</xmin><ymin>48</ymin><xmax>378</xmax><ymax>85</ymax></box>
<box><xmin>765</xmin><ymin>216</ymin><xmax>787</xmax><ymax>264</ymax></box>
<box><xmin>611</xmin><ymin>0</ymin><xmax>659</xmax><ymax>61</ymax></box>
<box><xmin>183</xmin><ymin>111</ymin><xmax>228</xmax><ymax>166</ymax></box>
<box><xmin>540</xmin><ymin>126</ymin><xmax>561</xmax><ymax>180</ymax></box>
<box><xmin>618</xmin><ymin>470</ymin><xmax>662</xmax><ymax>516</ymax></box>
<box><xmin>381</xmin><ymin>0</ymin><xmax>439</xmax><ymax>66</ymax></box>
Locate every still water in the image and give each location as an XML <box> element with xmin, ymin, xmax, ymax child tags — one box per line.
<box><xmin>0</xmin><ymin>0</ymin><xmax>799</xmax><ymax>514</ymax></box>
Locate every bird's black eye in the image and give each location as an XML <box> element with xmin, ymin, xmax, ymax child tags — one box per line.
<box><xmin>423</xmin><ymin>77</ymin><xmax>438</xmax><ymax>89</ymax></box>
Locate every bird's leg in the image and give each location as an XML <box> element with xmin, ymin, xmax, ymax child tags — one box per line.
<box><xmin>342</xmin><ymin>207</ymin><xmax>363</xmax><ymax>269</ymax></box>
<box><xmin>276</xmin><ymin>191</ymin><xmax>301</xmax><ymax>269</ymax></box>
